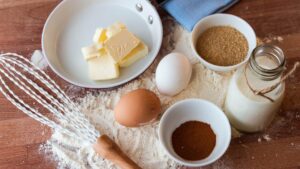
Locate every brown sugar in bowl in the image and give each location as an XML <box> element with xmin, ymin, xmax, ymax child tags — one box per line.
<box><xmin>191</xmin><ymin>14</ymin><xmax>256</xmax><ymax>72</ymax></box>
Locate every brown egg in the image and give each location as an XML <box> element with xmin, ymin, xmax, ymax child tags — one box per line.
<box><xmin>114</xmin><ymin>89</ymin><xmax>161</xmax><ymax>127</ymax></box>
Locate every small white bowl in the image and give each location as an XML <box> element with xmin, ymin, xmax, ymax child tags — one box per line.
<box><xmin>191</xmin><ymin>14</ymin><xmax>256</xmax><ymax>72</ymax></box>
<box><xmin>158</xmin><ymin>99</ymin><xmax>231</xmax><ymax>167</ymax></box>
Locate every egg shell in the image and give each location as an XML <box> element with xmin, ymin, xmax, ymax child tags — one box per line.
<box><xmin>155</xmin><ymin>53</ymin><xmax>192</xmax><ymax>96</ymax></box>
<box><xmin>114</xmin><ymin>89</ymin><xmax>161</xmax><ymax>127</ymax></box>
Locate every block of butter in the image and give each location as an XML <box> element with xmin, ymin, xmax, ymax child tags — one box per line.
<box><xmin>119</xmin><ymin>42</ymin><xmax>148</xmax><ymax>67</ymax></box>
<box><xmin>88</xmin><ymin>51</ymin><xmax>119</xmax><ymax>80</ymax></box>
<box><xmin>105</xmin><ymin>29</ymin><xmax>140</xmax><ymax>63</ymax></box>
<box><xmin>81</xmin><ymin>22</ymin><xmax>148</xmax><ymax>81</ymax></box>
<box><xmin>81</xmin><ymin>43</ymin><xmax>104</xmax><ymax>61</ymax></box>
<box><xmin>106</xmin><ymin>22</ymin><xmax>126</xmax><ymax>38</ymax></box>
<box><xmin>93</xmin><ymin>28</ymin><xmax>107</xmax><ymax>44</ymax></box>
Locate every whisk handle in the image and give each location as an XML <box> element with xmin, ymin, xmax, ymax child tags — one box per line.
<box><xmin>93</xmin><ymin>135</ymin><xmax>142</xmax><ymax>169</ymax></box>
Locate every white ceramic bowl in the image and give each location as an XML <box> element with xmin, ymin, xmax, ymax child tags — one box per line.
<box><xmin>158</xmin><ymin>99</ymin><xmax>231</xmax><ymax>167</ymax></box>
<box><xmin>191</xmin><ymin>14</ymin><xmax>256</xmax><ymax>72</ymax></box>
<box><xmin>42</xmin><ymin>0</ymin><xmax>162</xmax><ymax>88</ymax></box>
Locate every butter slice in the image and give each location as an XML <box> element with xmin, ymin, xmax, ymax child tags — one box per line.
<box><xmin>88</xmin><ymin>53</ymin><xmax>119</xmax><ymax>80</ymax></box>
<box><xmin>105</xmin><ymin>29</ymin><xmax>140</xmax><ymax>63</ymax></box>
<box><xmin>115</xmin><ymin>22</ymin><xmax>126</xmax><ymax>29</ymax></box>
<box><xmin>93</xmin><ymin>28</ymin><xmax>107</xmax><ymax>43</ymax></box>
<box><xmin>106</xmin><ymin>22</ymin><xmax>127</xmax><ymax>38</ymax></box>
<box><xmin>119</xmin><ymin>42</ymin><xmax>148</xmax><ymax>67</ymax></box>
<box><xmin>81</xmin><ymin>44</ymin><xmax>104</xmax><ymax>61</ymax></box>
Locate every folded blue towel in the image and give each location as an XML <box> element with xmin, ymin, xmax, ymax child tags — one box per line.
<box><xmin>162</xmin><ymin>0</ymin><xmax>238</xmax><ymax>31</ymax></box>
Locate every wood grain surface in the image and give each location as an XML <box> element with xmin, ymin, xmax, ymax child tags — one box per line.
<box><xmin>0</xmin><ymin>0</ymin><xmax>299</xmax><ymax>169</ymax></box>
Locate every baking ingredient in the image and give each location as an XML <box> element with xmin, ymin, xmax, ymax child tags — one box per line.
<box><xmin>225</xmin><ymin>70</ymin><xmax>285</xmax><ymax>132</ymax></box>
<box><xmin>93</xmin><ymin>28</ymin><xmax>107</xmax><ymax>43</ymax></box>
<box><xmin>42</xmin><ymin>22</ymin><xmax>232</xmax><ymax>169</ymax></box>
<box><xmin>81</xmin><ymin>44</ymin><xmax>104</xmax><ymax>61</ymax></box>
<box><xmin>114</xmin><ymin>89</ymin><xmax>161</xmax><ymax>127</ymax></box>
<box><xmin>172</xmin><ymin>121</ymin><xmax>216</xmax><ymax>161</ymax></box>
<box><xmin>105</xmin><ymin>29</ymin><xmax>140</xmax><ymax>63</ymax></box>
<box><xmin>119</xmin><ymin>42</ymin><xmax>148</xmax><ymax>67</ymax></box>
<box><xmin>88</xmin><ymin>51</ymin><xmax>119</xmax><ymax>80</ymax></box>
<box><xmin>225</xmin><ymin>45</ymin><xmax>285</xmax><ymax>132</ymax></box>
<box><xmin>196</xmin><ymin>26</ymin><xmax>248</xmax><ymax>66</ymax></box>
<box><xmin>30</xmin><ymin>50</ymin><xmax>48</xmax><ymax>69</ymax></box>
<box><xmin>106</xmin><ymin>22</ymin><xmax>126</xmax><ymax>38</ymax></box>
<box><xmin>155</xmin><ymin>53</ymin><xmax>192</xmax><ymax>96</ymax></box>
<box><xmin>81</xmin><ymin>22</ymin><xmax>148</xmax><ymax>81</ymax></box>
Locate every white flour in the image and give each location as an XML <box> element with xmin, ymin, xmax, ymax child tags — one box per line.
<box><xmin>40</xmin><ymin>22</ymin><xmax>234</xmax><ymax>169</ymax></box>
<box><xmin>30</xmin><ymin>50</ymin><xmax>48</xmax><ymax>70</ymax></box>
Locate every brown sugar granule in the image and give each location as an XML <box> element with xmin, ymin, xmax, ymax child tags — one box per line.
<box><xmin>196</xmin><ymin>26</ymin><xmax>249</xmax><ymax>66</ymax></box>
<box><xmin>172</xmin><ymin>121</ymin><xmax>216</xmax><ymax>161</ymax></box>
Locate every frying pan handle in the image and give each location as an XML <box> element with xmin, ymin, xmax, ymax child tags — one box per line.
<box><xmin>93</xmin><ymin>135</ymin><xmax>142</xmax><ymax>169</ymax></box>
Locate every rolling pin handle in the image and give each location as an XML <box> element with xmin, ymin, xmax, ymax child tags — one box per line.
<box><xmin>93</xmin><ymin>135</ymin><xmax>142</xmax><ymax>169</ymax></box>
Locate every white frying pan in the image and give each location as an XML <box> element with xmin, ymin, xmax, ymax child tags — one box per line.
<box><xmin>42</xmin><ymin>0</ymin><xmax>162</xmax><ymax>88</ymax></box>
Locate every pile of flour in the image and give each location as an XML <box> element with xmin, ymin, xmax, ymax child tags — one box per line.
<box><xmin>39</xmin><ymin>22</ymin><xmax>233</xmax><ymax>169</ymax></box>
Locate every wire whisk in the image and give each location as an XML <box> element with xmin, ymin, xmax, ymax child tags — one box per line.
<box><xmin>0</xmin><ymin>53</ymin><xmax>141</xmax><ymax>169</ymax></box>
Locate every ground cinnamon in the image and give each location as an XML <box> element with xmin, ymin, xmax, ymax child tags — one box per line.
<box><xmin>171</xmin><ymin>121</ymin><xmax>216</xmax><ymax>161</ymax></box>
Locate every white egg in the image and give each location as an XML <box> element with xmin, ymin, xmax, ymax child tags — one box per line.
<box><xmin>155</xmin><ymin>53</ymin><xmax>192</xmax><ymax>96</ymax></box>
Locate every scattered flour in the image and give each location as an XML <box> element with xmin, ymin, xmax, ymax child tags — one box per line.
<box><xmin>258</xmin><ymin>135</ymin><xmax>272</xmax><ymax>143</ymax></box>
<box><xmin>40</xmin><ymin>22</ymin><xmax>234</xmax><ymax>169</ymax></box>
<box><xmin>30</xmin><ymin>50</ymin><xmax>48</xmax><ymax>69</ymax></box>
<box><xmin>257</xmin><ymin>137</ymin><xmax>262</xmax><ymax>143</ymax></box>
<box><xmin>262</xmin><ymin>35</ymin><xmax>284</xmax><ymax>44</ymax></box>
<box><xmin>262</xmin><ymin>134</ymin><xmax>272</xmax><ymax>142</ymax></box>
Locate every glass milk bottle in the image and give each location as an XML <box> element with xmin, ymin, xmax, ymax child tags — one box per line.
<box><xmin>225</xmin><ymin>45</ymin><xmax>285</xmax><ymax>132</ymax></box>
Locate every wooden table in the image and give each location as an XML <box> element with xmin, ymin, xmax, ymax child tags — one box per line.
<box><xmin>0</xmin><ymin>0</ymin><xmax>299</xmax><ymax>168</ymax></box>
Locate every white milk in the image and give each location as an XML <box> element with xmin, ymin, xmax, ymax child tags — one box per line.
<box><xmin>225</xmin><ymin>69</ymin><xmax>285</xmax><ymax>132</ymax></box>
<box><xmin>224</xmin><ymin>45</ymin><xmax>285</xmax><ymax>132</ymax></box>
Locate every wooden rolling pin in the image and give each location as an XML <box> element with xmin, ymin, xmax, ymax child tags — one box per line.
<box><xmin>94</xmin><ymin>135</ymin><xmax>142</xmax><ymax>169</ymax></box>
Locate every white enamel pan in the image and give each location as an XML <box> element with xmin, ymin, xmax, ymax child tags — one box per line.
<box><xmin>42</xmin><ymin>0</ymin><xmax>162</xmax><ymax>88</ymax></box>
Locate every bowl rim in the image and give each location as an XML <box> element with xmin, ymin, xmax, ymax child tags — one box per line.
<box><xmin>41</xmin><ymin>0</ymin><xmax>163</xmax><ymax>89</ymax></box>
<box><xmin>158</xmin><ymin>98</ymin><xmax>231</xmax><ymax>167</ymax></box>
<box><xmin>190</xmin><ymin>13</ymin><xmax>256</xmax><ymax>72</ymax></box>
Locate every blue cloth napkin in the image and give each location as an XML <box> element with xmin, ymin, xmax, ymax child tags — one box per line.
<box><xmin>162</xmin><ymin>0</ymin><xmax>237</xmax><ymax>31</ymax></box>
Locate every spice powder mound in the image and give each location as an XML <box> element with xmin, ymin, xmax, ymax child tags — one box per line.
<box><xmin>196</xmin><ymin>26</ymin><xmax>249</xmax><ymax>66</ymax></box>
<box><xmin>172</xmin><ymin>121</ymin><xmax>216</xmax><ymax>161</ymax></box>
